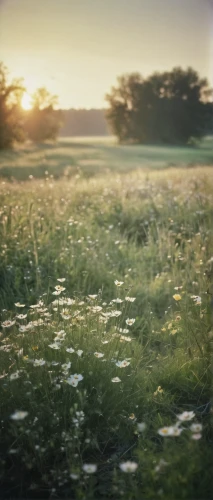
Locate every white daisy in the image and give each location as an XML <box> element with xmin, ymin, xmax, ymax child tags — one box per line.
<box><xmin>66</xmin><ymin>347</ymin><xmax>75</xmax><ymax>354</ymax></box>
<box><xmin>48</xmin><ymin>343</ymin><xmax>61</xmax><ymax>350</ymax></box>
<box><xmin>119</xmin><ymin>461</ymin><xmax>138</xmax><ymax>473</ymax></box>
<box><xmin>176</xmin><ymin>411</ymin><xmax>195</xmax><ymax>421</ymax></box>
<box><xmin>114</xmin><ymin>280</ymin><xmax>124</xmax><ymax>287</ymax></box>
<box><xmin>82</xmin><ymin>464</ymin><xmax>97</xmax><ymax>474</ymax></box>
<box><xmin>116</xmin><ymin>360</ymin><xmax>130</xmax><ymax>368</ymax></box>
<box><xmin>10</xmin><ymin>410</ymin><xmax>28</xmax><ymax>421</ymax></box>
<box><xmin>126</xmin><ymin>318</ymin><xmax>135</xmax><ymax>326</ymax></box>
<box><xmin>66</xmin><ymin>374</ymin><xmax>83</xmax><ymax>387</ymax></box>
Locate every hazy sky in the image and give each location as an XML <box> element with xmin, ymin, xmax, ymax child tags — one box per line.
<box><xmin>1</xmin><ymin>0</ymin><xmax>213</xmax><ymax>108</ymax></box>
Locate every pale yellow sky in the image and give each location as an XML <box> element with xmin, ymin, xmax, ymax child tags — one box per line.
<box><xmin>1</xmin><ymin>0</ymin><xmax>212</xmax><ymax>108</ymax></box>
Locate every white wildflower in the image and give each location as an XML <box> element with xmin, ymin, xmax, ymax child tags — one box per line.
<box><xmin>16</xmin><ymin>314</ymin><xmax>27</xmax><ymax>320</ymax></box>
<box><xmin>48</xmin><ymin>343</ymin><xmax>61</xmax><ymax>350</ymax></box>
<box><xmin>176</xmin><ymin>411</ymin><xmax>195</xmax><ymax>421</ymax></box>
<box><xmin>190</xmin><ymin>295</ymin><xmax>202</xmax><ymax>305</ymax></box>
<box><xmin>116</xmin><ymin>360</ymin><xmax>130</xmax><ymax>368</ymax></box>
<box><xmin>66</xmin><ymin>373</ymin><xmax>83</xmax><ymax>387</ymax></box>
<box><xmin>82</xmin><ymin>464</ymin><xmax>97</xmax><ymax>474</ymax></box>
<box><xmin>191</xmin><ymin>433</ymin><xmax>202</xmax><ymax>440</ymax></box>
<box><xmin>1</xmin><ymin>320</ymin><xmax>16</xmax><ymax>328</ymax></box>
<box><xmin>10</xmin><ymin>410</ymin><xmax>28</xmax><ymax>421</ymax></box>
<box><xmin>137</xmin><ymin>422</ymin><xmax>146</xmax><ymax>432</ymax></box>
<box><xmin>10</xmin><ymin>371</ymin><xmax>21</xmax><ymax>381</ymax></box>
<box><xmin>126</xmin><ymin>318</ymin><xmax>135</xmax><ymax>326</ymax></box>
<box><xmin>119</xmin><ymin>461</ymin><xmax>138</xmax><ymax>473</ymax></box>
<box><xmin>190</xmin><ymin>423</ymin><xmax>202</xmax><ymax>433</ymax></box>
<box><xmin>114</xmin><ymin>280</ymin><xmax>124</xmax><ymax>287</ymax></box>
<box><xmin>33</xmin><ymin>359</ymin><xmax>46</xmax><ymax>367</ymax></box>
<box><xmin>55</xmin><ymin>285</ymin><xmax>66</xmax><ymax>292</ymax></box>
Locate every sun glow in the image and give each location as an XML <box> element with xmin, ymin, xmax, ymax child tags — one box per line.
<box><xmin>21</xmin><ymin>92</ymin><xmax>32</xmax><ymax>110</ymax></box>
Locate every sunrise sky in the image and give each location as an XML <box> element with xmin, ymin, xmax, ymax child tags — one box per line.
<box><xmin>0</xmin><ymin>0</ymin><xmax>213</xmax><ymax>109</ymax></box>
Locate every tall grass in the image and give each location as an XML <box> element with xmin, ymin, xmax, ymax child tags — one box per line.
<box><xmin>0</xmin><ymin>161</ymin><xmax>212</xmax><ymax>499</ymax></box>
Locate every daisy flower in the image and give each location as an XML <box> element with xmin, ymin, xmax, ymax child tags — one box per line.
<box><xmin>119</xmin><ymin>461</ymin><xmax>138</xmax><ymax>473</ymax></box>
<box><xmin>48</xmin><ymin>343</ymin><xmax>61</xmax><ymax>350</ymax></box>
<box><xmin>126</xmin><ymin>318</ymin><xmax>135</xmax><ymax>326</ymax></box>
<box><xmin>190</xmin><ymin>423</ymin><xmax>202</xmax><ymax>433</ymax></box>
<box><xmin>10</xmin><ymin>371</ymin><xmax>21</xmax><ymax>381</ymax></box>
<box><xmin>116</xmin><ymin>360</ymin><xmax>130</xmax><ymax>368</ymax></box>
<box><xmin>111</xmin><ymin>377</ymin><xmax>121</xmax><ymax>383</ymax></box>
<box><xmin>1</xmin><ymin>320</ymin><xmax>16</xmax><ymax>328</ymax></box>
<box><xmin>114</xmin><ymin>280</ymin><xmax>124</xmax><ymax>287</ymax></box>
<box><xmin>10</xmin><ymin>411</ymin><xmax>28</xmax><ymax>421</ymax></box>
<box><xmin>66</xmin><ymin>347</ymin><xmax>75</xmax><ymax>354</ymax></box>
<box><xmin>176</xmin><ymin>411</ymin><xmax>195</xmax><ymax>421</ymax></box>
<box><xmin>191</xmin><ymin>433</ymin><xmax>202</xmax><ymax>440</ymax></box>
<box><xmin>33</xmin><ymin>359</ymin><xmax>46</xmax><ymax>367</ymax></box>
<box><xmin>82</xmin><ymin>464</ymin><xmax>97</xmax><ymax>474</ymax></box>
<box><xmin>137</xmin><ymin>422</ymin><xmax>146</xmax><ymax>432</ymax></box>
<box><xmin>16</xmin><ymin>314</ymin><xmax>27</xmax><ymax>320</ymax></box>
<box><xmin>55</xmin><ymin>285</ymin><xmax>66</xmax><ymax>292</ymax></box>
<box><xmin>66</xmin><ymin>374</ymin><xmax>83</xmax><ymax>387</ymax></box>
<box><xmin>94</xmin><ymin>352</ymin><xmax>104</xmax><ymax>358</ymax></box>
<box><xmin>191</xmin><ymin>295</ymin><xmax>202</xmax><ymax>305</ymax></box>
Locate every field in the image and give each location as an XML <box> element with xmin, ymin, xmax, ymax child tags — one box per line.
<box><xmin>0</xmin><ymin>138</ymin><xmax>213</xmax><ymax>499</ymax></box>
<box><xmin>0</xmin><ymin>135</ymin><xmax>213</xmax><ymax>181</ymax></box>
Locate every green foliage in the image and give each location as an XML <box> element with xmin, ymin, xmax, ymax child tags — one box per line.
<box><xmin>0</xmin><ymin>63</ymin><xmax>62</xmax><ymax>148</ymax></box>
<box><xmin>0</xmin><ymin>62</ymin><xmax>25</xmax><ymax>149</ymax></box>
<box><xmin>0</xmin><ymin>156</ymin><xmax>212</xmax><ymax>499</ymax></box>
<box><xmin>106</xmin><ymin>67</ymin><xmax>213</xmax><ymax>145</ymax></box>
<box><xmin>24</xmin><ymin>87</ymin><xmax>63</xmax><ymax>142</ymax></box>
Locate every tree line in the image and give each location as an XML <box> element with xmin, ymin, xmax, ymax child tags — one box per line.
<box><xmin>0</xmin><ymin>62</ymin><xmax>212</xmax><ymax>149</ymax></box>
<box><xmin>0</xmin><ymin>62</ymin><xmax>62</xmax><ymax>149</ymax></box>
<box><xmin>106</xmin><ymin>67</ymin><xmax>213</xmax><ymax>144</ymax></box>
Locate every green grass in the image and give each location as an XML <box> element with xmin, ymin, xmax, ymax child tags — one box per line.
<box><xmin>0</xmin><ymin>141</ymin><xmax>212</xmax><ymax>499</ymax></box>
<box><xmin>0</xmin><ymin>135</ymin><xmax>212</xmax><ymax>181</ymax></box>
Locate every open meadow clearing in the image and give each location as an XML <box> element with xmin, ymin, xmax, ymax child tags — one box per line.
<box><xmin>0</xmin><ymin>139</ymin><xmax>213</xmax><ymax>499</ymax></box>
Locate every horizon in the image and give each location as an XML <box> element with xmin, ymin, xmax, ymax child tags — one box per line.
<box><xmin>1</xmin><ymin>0</ymin><xmax>213</xmax><ymax>109</ymax></box>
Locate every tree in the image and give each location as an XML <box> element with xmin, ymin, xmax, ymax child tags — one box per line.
<box><xmin>0</xmin><ymin>62</ymin><xmax>25</xmax><ymax>149</ymax></box>
<box><xmin>105</xmin><ymin>67</ymin><xmax>213</xmax><ymax>145</ymax></box>
<box><xmin>24</xmin><ymin>87</ymin><xmax>63</xmax><ymax>143</ymax></box>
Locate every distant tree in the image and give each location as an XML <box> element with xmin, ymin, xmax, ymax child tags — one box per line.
<box><xmin>0</xmin><ymin>62</ymin><xmax>25</xmax><ymax>149</ymax></box>
<box><xmin>24</xmin><ymin>87</ymin><xmax>63</xmax><ymax>143</ymax></box>
<box><xmin>106</xmin><ymin>67</ymin><xmax>213</xmax><ymax>145</ymax></box>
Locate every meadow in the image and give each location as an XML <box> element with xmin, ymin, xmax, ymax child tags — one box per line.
<box><xmin>0</xmin><ymin>138</ymin><xmax>213</xmax><ymax>499</ymax></box>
